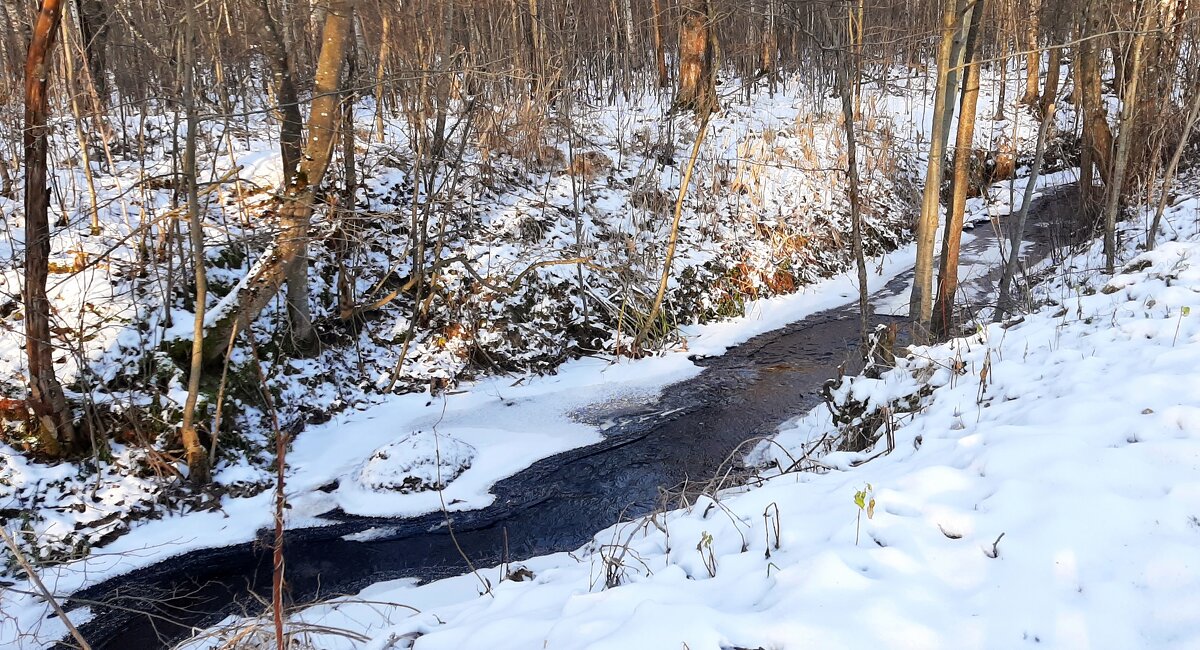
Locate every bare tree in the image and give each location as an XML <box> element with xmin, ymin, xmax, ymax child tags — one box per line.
<box><xmin>24</xmin><ymin>0</ymin><xmax>79</xmax><ymax>456</ymax></box>
<box><xmin>205</xmin><ymin>0</ymin><xmax>357</xmax><ymax>360</ymax></box>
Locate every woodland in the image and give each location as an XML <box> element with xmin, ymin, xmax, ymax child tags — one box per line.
<box><xmin>2</xmin><ymin>0</ymin><xmax>1200</xmax><ymax>648</ymax></box>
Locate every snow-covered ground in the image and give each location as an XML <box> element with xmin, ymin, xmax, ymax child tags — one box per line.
<box><xmin>168</xmin><ymin>178</ymin><xmax>1200</xmax><ymax>650</ymax></box>
<box><xmin>0</xmin><ymin>59</ymin><xmax>1093</xmax><ymax>648</ymax></box>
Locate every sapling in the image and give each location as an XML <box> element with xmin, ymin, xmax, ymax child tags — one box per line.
<box><xmin>1173</xmin><ymin>306</ymin><xmax>1191</xmax><ymax>347</ymax></box>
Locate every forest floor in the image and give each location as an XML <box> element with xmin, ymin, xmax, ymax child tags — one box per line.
<box><xmin>174</xmin><ymin>172</ymin><xmax>1200</xmax><ymax>650</ymax></box>
<box><xmin>0</xmin><ymin>64</ymin><xmax>1096</xmax><ymax>648</ymax></box>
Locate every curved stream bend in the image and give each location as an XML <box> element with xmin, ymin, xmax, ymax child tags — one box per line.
<box><xmin>64</xmin><ymin>190</ymin><xmax>1081</xmax><ymax>649</ymax></box>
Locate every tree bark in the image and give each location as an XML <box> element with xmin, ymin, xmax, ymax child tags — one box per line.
<box><xmin>25</xmin><ymin>0</ymin><xmax>78</xmax><ymax>456</ymax></box>
<box><xmin>1019</xmin><ymin>0</ymin><xmax>1041</xmax><ymax>104</ymax></box>
<box><xmin>909</xmin><ymin>0</ymin><xmax>969</xmax><ymax>343</ymax></box>
<box><xmin>204</xmin><ymin>0</ymin><xmax>355</xmax><ymax>361</ymax></box>
<box><xmin>73</xmin><ymin>0</ymin><xmax>107</xmax><ymax>102</ymax></box>
<box><xmin>676</xmin><ymin>0</ymin><xmax>718</xmax><ymax>114</ymax></box>
<box><xmin>258</xmin><ymin>0</ymin><xmax>304</xmax><ymax>183</ymax></box>
<box><xmin>1103</xmin><ymin>2</ymin><xmax>1154</xmax><ymax>274</ymax></box>
<box><xmin>1077</xmin><ymin>0</ymin><xmax>1111</xmax><ymax>210</ymax></box>
<box><xmin>181</xmin><ymin>0</ymin><xmax>211</xmax><ymax>484</ymax></box>
<box><xmin>933</xmin><ymin>0</ymin><xmax>986</xmax><ymax>340</ymax></box>
<box><xmin>651</xmin><ymin>0</ymin><xmax>669</xmax><ymax>88</ymax></box>
<box><xmin>1038</xmin><ymin>43</ymin><xmax>1060</xmax><ymax>119</ymax></box>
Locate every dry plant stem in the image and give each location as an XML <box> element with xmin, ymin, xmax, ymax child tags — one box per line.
<box><xmin>243</xmin><ymin>329</ymin><xmax>288</xmax><ymax>649</ymax></box>
<box><xmin>995</xmin><ymin>102</ymin><xmax>1056</xmax><ymax>322</ymax></box>
<box><xmin>634</xmin><ymin>110</ymin><xmax>711</xmax><ymax>349</ymax></box>
<box><xmin>0</xmin><ymin>527</ymin><xmax>91</xmax><ymax>650</ymax></box>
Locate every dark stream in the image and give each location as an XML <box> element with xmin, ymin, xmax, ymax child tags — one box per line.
<box><xmin>62</xmin><ymin>190</ymin><xmax>1082</xmax><ymax>650</ymax></box>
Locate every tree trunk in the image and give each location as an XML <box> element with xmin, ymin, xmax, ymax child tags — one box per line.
<box><xmin>1019</xmin><ymin>0</ymin><xmax>1041</xmax><ymax>104</ymax></box>
<box><xmin>180</xmin><ymin>0</ymin><xmax>211</xmax><ymax>484</ymax></box>
<box><xmin>996</xmin><ymin>103</ymin><xmax>1056</xmax><ymax>321</ymax></box>
<box><xmin>204</xmin><ymin>0</ymin><xmax>355</xmax><ymax>361</ymax></box>
<box><xmin>1038</xmin><ymin>43</ymin><xmax>1060</xmax><ymax>119</ymax></box>
<box><xmin>909</xmin><ymin>0</ymin><xmax>969</xmax><ymax>343</ymax></box>
<box><xmin>1102</xmin><ymin>2</ymin><xmax>1154</xmax><ymax>274</ymax></box>
<box><xmin>933</xmin><ymin>0</ymin><xmax>985</xmax><ymax>340</ymax></box>
<box><xmin>823</xmin><ymin>7</ymin><xmax>870</xmax><ymax>350</ymax></box>
<box><xmin>676</xmin><ymin>0</ymin><xmax>718</xmax><ymax>114</ymax></box>
<box><xmin>1077</xmin><ymin>0</ymin><xmax>1111</xmax><ymax>210</ymax></box>
<box><xmin>651</xmin><ymin>0</ymin><xmax>669</xmax><ymax>88</ymax></box>
<box><xmin>258</xmin><ymin>0</ymin><xmax>304</xmax><ymax>182</ymax></box>
<box><xmin>73</xmin><ymin>0</ymin><xmax>108</xmax><ymax>102</ymax></box>
<box><xmin>24</xmin><ymin>0</ymin><xmax>78</xmax><ymax>456</ymax></box>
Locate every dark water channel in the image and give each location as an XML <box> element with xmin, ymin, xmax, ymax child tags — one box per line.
<box><xmin>63</xmin><ymin>190</ymin><xmax>1081</xmax><ymax>649</ymax></box>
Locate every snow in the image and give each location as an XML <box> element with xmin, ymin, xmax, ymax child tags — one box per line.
<box><xmin>5</xmin><ymin>53</ymin><xmax>1191</xmax><ymax>649</ymax></box>
<box><xmin>165</xmin><ymin>176</ymin><xmax>1200</xmax><ymax>650</ymax></box>
<box><xmin>356</xmin><ymin>431</ymin><xmax>477</xmax><ymax>494</ymax></box>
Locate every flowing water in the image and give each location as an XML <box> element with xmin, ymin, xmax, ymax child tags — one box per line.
<box><xmin>63</xmin><ymin>189</ymin><xmax>1084</xmax><ymax>650</ymax></box>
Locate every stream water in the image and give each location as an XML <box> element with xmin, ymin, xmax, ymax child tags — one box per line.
<box><xmin>62</xmin><ymin>189</ymin><xmax>1083</xmax><ymax>650</ymax></box>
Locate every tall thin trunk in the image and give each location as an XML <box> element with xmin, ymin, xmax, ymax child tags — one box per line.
<box><xmin>24</xmin><ymin>0</ymin><xmax>78</xmax><ymax>456</ymax></box>
<box><xmin>676</xmin><ymin>0</ymin><xmax>718</xmax><ymax>114</ymax></box>
<box><xmin>527</xmin><ymin>0</ymin><xmax>544</xmax><ymax>96</ymax></box>
<box><xmin>258</xmin><ymin>0</ymin><xmax>304</xmax><ymax>182</ymax></box>
<box><xmin>373</xmin><ymin>13</ymin><xmax>390</xmax><ymax>142</ymax></box>
<box><xmin>651</xmin><ymin>0</ymin><xmax>669</xmax><ymax>88</ymax></box>
<box><xmin>1077</xmin><ymin>0</ymin><xmax>1111</xmax><ymax>209</ymax></box>
<box><xmin>996</xmin><ymin>103</ymin><xmax>1056</xmax><ymax>321</ymax></box>
<box><xmin>823</xmin><ymin>8</ymin><xmax>870</xmax><ymax>349</ymax></box>
<box><xmin>909</xmin><ymin>0</ymin><xmax>969</xmax><ymax>343</ymax></box>
<box><xmin>181</xmin><ymin>0</ymin><xmax>211</xmax><ymax>484</ymax></box>
<box><xmin>933</xmin><ymin>0</ymin><xmax>985</xmax><ymax>340</ymax></box>
<box><xmin>1103</xmin><ymin>2</ymin><xmax>1154</xmax><ymax>274</ymax></box>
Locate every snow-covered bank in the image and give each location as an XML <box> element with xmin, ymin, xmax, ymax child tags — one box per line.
<box><xmin>167</xmin><ymin>183</ymin><xmax>1200</xmax><ymax>649</ymax></box>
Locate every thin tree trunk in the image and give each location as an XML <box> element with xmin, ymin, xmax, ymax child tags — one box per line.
<box><xmin>180</xmin><ymin>0</ymin><xmax>211</xmax><ymax>484</ymax></box>
<box><xmin>258</xmin><ymin>0</ymin><xmax>304</xmax><ymax>183</ymax></box>
<box><xmin>909</xmin><ymin>0</ymin><xmax>969</xmax><ymax>343</ymax></box>
<box><xmin>651</xmin><ymin>0</ymin><xmax>669</xmax><ymax>88</ymax></box>
<box><xmin>373</xmin><ymin>13</ymin><xmax>390</xmax><ymax>142</ymax></box>
<box><xmin>1038</xmin><ymin>43</ymin><xmax>1060</xmax><ymax>119</ymax></box>
<box><xmin>933</xmin><ymin>0</ymin><xmax>986</xmax><ymax>340</ymax></box>
<box><xmin>823</xmin><ymin>8</ymin><xmax>871</xmax><ymax>349</ymax></box>
<box><xmin>996</xmin><ymin>102</ymin><xmax>1055</xmax><ymax>321</ymax></box>
<box><xmin>1103</xmin><ymin>2</ymin><xmax>1154</xmax><ymax>274</ymax></box>
<box><xmin>24</xmin><ymin>0</ymin><xmax>78</xmax><ymax>456</ymax></box>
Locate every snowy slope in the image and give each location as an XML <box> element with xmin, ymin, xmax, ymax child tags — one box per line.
<box><xmin>174</xmin><ymin>185</ymin><xmax>1200</xmax><ymax>649</ymax></box>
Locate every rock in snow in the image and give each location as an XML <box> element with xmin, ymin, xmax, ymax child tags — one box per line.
<box><xmin>358</xmin><ymin>431</ymin><xmax>476</xmax><ymax>493</ymax></box>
